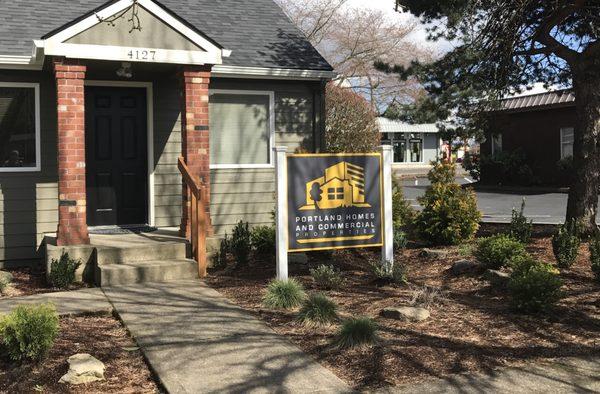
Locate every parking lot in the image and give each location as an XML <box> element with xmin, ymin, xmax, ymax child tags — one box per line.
<box><xmin>401</xmin><ymin>178</ymin><xmax>580</xmax><ymax>225</ymax></box>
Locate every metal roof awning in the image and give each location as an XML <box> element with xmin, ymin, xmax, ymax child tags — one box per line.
<box><xmin>377</xmin><ymin>118</ymin><xmax>439</xmax><ymax>134</ymax></box>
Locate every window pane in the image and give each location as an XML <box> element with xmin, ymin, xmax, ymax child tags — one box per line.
<box><xmin>209</xmin><ymin>94</ymin><xmax>270</xmax><ymax>165</ymax></box>
<box><xmin>410</xmin><ymin>139</ymin><xmax>422</xmax><ymax>162</ymax></box>
<box><xmin>562</xmin><ymin>143</ymin><xmax>573</xmax><ymax>158</ymax></box>
<box><xmin>393</xmin><ymin>140</ymin><xmax>405</xmax><ymax>163</ymax></box>
<box><xmin>0</xmin><ymin>87</ymin><xmax>36</xmax><ymax>168</ymax></box>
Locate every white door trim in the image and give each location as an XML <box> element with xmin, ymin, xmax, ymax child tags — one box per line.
<box><xmin>84</xmin><ymin>80</ymin><xmax>155</xmax><ymax>227</ymax></box>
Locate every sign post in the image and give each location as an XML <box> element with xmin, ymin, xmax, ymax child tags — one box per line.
<box><xmin>380</xmin><ymin>145</ymin><xmax>394</xmax><ymax>273</ymax></box>
<box><xmin>274</xmin><ymin>146</ymin><xmax>288</xmax><ymax>280</ymax></box>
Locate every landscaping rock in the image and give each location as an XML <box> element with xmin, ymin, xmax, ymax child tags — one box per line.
<box><xmin>59</xmin><ymin>353</ymin><xmax>105</xmax><ymax>385</ymax></box>
<box><xmin>451</xmin><ymin>260</ymin><xmax>480</xmax><ymax>275</ymax></box>
<box><xmin>419</xmin><ymin>249</ymin><xmax>448</xmax><ymax>259</ymax></box>
<box><xmin>484</xmin><ymin>269</ymin><xmax>511</xmax><ymax>286</ymax></box>
<box><xmin>381</xmin><ymin>306</ymin><xmax>430</xmax><ymax>322</ymax></box>
<box><xmin>0</xmin><ymin>270</ymin><xmax>13</xmax><ymax>283</ymax></box>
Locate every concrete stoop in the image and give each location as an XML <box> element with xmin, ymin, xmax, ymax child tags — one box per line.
<box><xmin>44</xmin><ymin>232</ymin><xmax>222</xmax><ymax>287</ymax></box>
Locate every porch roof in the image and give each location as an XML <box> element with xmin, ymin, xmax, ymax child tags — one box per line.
<box><xmin>0</xmin><ymin>0</ymin><xmax>332</xmax><ymax>71</ymax></box>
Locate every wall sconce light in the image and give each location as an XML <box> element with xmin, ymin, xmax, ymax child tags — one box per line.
<box><xmin>116</xmin><ymin>62</ymin><xmax>133</xmax><ymax>78</ymax></box>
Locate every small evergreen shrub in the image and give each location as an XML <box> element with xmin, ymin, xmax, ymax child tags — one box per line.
<box><xmin>49</xmin><ymin>252</ymin><xmax>81</xmax><ymax>289</ymax></box>
<box><xmin>509</xmin><ymin>255</ymin><xmax>563</xmax><ymax>314</ymax></box>
<box><xmin>371</xmin><ymin>261</ymin><xmax>408</xmax><ymax>285</ymax></box>
<box><xmin>475</xmin><ymin>234</ymin><xmax>526</xmax><ymax>270</ymax></box>
<box><xmin>393</xmin><ymin>229</ymin><xmax>408</xmax><ymax>250</ymax></box>
<box><xmin>416</xmin><ymin>162</ymin><xmax>481</xmax><ymax>245</ymax></box>
<box><xmin>230</xmin><ymin>221</ymin><xmax>252</xmax><ymax>266</ymax></box>
<box><xmin>263</xmin><ymin>278</ymin><xmax>306</xmax><ymax>309</ymax></box>
<box><xmin>552</xmin><ymin>222</ymin><xmax>580</xmax><ymax>269</ymax></box>
<box><xmin>588</xmin><ymin>234</ymin><xmax>600</xmax><ymax>282</ymax></box>
<box><xmin>335</xmin><ymin>317</ymin><xmax>378</xmax><ymax>349</ymax></box>
<box><xmin>0</xmin><ymin>303</ymin><xmax>59</xmax><ymax>361</ymax></box>
<box><xmin>509</xmin><ymin>199</ymin><xmax>533</xmax><ymax>243</ymax></box>
<box><xmin>392</xmin><ymin>179</ymin><xmax>416</xmax><ymax>229</ymax></box>
<box><xmin>297</xmin><ymin>293</ymin><xmax>338</xmax><ymax>326</ymax></box>
<box><xmin>213</xmin><ymin>233</ymin><xmax>230</xmax><ymax>270</ymax></box>
<box><xmin>250</xmin><ymin>225</ymin><xmax>276</xmax><ymax>256</ymax></box>
<box><xmin>310</xmin><ymin>265</ymin><xmax>344</xmax><ymax>290</ymax></box>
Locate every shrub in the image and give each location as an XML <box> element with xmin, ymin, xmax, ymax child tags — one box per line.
<box><xmin>335</xmin><ymin>317</ymin><xmax>378</xmax><ymax>349</ymax></box>
<box><xmin>213</xmin><ymin>233</ymin><xmax>230</xmax><ymax>270</ymax></box>
<box><xmin>475</xmin><ymin>234</ymin><xmax>527</xmax><ymax>270</ymax></box>
<box><xmin>409</xmin><ymin>285</ymin><xmax>447</xmax><ymax>308</ymax></box>
<box><xmin>461</xmin><ymin>152</ymin><xmax>480</xmax><ymax>181</ymax></box>
<box><xmin>509</xmin><ymin>199</ymin><xmax>533</xmax><ymax>244</ymax></box>
<box><xmin>371</xmin><ymin>261</ymin><xmax>408</xmax><ymax>285</ymax></box>
<box><xmin>509</xmin><ymin>255</ymin><xmax>563</xmax><ymax>313</ymax></box>
<box><xmin>589</xmin><ymin>234</ymin><xmax>600</xmax><ymax>282</ymax></box>
<box><xmin>393</xmin><ymin>229</ymin><xmax>408</xmax><ymax>250</ymax></box>
<box><xmin>230</xmin><ymin>221</ymin><xmax>252</xmax><ymax>266</ymax></box>
<box><xmin>297</xmin><ymin>293</ymin><xmax>338</xmax><ymax>326</ymax></box>
<box><xmin>49</xmin><ymin>252</ymin><xmax>81</xmax><ymax>289</ymax></box>
<box><xmin>556</xmin><ymin>156</ymin><xmax>574</xmax><ymax>186</ymax></box>
<box><xmin>310</xmin><ymin>265</ymin><xmax>344</xmax><ymax>290</ymax></box>
<box><xmin>480</xmin><ymin>149</ymin><xmax>537</xmax><ymax>186</ymax></box>
<box><xmin>324</xmin><ymin>83</ymin><xmax>380</xmax><ymax>153</ymax></box>
<box><xmin>0</xmin><ymin>303</ymin><xmax>59</xmax><ymax>361</ymax></box>
<box><xmin>263</xmin><ymin>278</ymin><xmax>306</xmax><ymax>309</ymax></box>
<box><xmin>552</xmin><ymin>222</ymin><xmax>580</xmax><ymax>269</ymax></box>
<box><xmin>250</xmin><ymin>225</ymin><xmax>276</xmax><ymax>256</ymax></box>
<box><xmin>392</xmin><ymin>179</ymin><xmax>416</xmax><ymax>229</ymax></box>
<box><xmin>416</xmin><ymin>162</ymin><xmax>481</xmax><ymax>245</ymax></box>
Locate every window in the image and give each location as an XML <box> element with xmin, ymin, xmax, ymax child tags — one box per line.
<box><xmin>560</xmin><ymin>127</ymin><xmax>574</xmax><ymax>159</ymax></box>
<box><xmin>209</xmin><ymin>90</ymin><xmax>274</xmax><ymax>168</ymax></box>
<box><xmin>0</xmin><ymin>83</ymin><xmax>40</xmax><ymax>172</ymax></box>
<box><xmin>409</xmin><ymin>134</ymin><xmax>423</xmax><ymax>162</ymax></box>
<box><xmin>491</xmin><ymin>133</ymin><xmax>503</xmax><ymax>156</ymax></box>
<box><xmin>393</xmin><ymin>136</ymin><xmax>406</xmax><ymax>163</ymax></box>
<box><xmin>328</xmin><ymin>187</ymin><xmax>344</xmax><ymax>200</ymax></box>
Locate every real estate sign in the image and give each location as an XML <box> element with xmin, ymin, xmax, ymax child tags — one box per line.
<box><xmin>286</xmin><ymin>153</ymin><xmax>383</xmax><ymax>252</ymax></box>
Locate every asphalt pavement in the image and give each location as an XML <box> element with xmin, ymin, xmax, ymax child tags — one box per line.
<box><xmin>401</xmin><ymin>178</ymin><xmax>580</xmax><ymax>225</ymax></box>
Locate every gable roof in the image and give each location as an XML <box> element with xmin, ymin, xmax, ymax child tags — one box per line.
<box><xmin>0</xmin><ymin>0</ymin><xmax>332</xmax><ymax>71</ymax></box>
<box><xmin>499</xmin><ymin>90</ymin><xmax>575</xmax><ymax>112</ymax></box>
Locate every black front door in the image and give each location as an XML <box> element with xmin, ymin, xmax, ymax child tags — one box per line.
<box><xmin>85</xmin><ymin>86</ymin><xmax>148</xmax><ymax>226</ymax></box>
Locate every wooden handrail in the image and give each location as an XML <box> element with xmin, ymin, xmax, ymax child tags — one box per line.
<box><xmin>178</xmin><ymin>157</ymin><xmax>208</xmax><ymax>278</ymax></box>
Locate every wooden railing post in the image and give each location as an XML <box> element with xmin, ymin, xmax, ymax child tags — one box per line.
<box><xmin>197</xmin><ymin>186</ymin><xmax>207</xmax><ymax>277</ymax></box>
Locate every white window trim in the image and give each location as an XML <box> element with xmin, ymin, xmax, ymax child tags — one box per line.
<box><xmin>0</xmin><ymin>82</ymin><xmax>41</xmax><ymax>173</ymax></box>
<box><xmin>560</xmin><ymin>127</ymin><xmax>574</xmax><ymax>159</ymax></box>
<box><xmin>209</xmin><ymin>89</ymin><xmax>276</xmax><ymax>170</ymax></box>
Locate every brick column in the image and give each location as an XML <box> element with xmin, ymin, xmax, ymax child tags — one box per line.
<box><xmin>179</xmin><ymin>66</ymin><xmax>213</xmax><ymax>238</ymax></box>
<box><xmin>54</xmin><ymin>58</ymin><xmax>90</xmax><ymax>246</ymax></box>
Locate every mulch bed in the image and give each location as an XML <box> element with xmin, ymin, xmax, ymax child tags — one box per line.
<box><xmin>0</xmin><ymin>267</ymin><xmax>88</xmax><ymax>299</ymax></box>
<box><xmin>206</xmin><ymin>225</ymin><xmax>600</xmax><ymax>390</ymax></box>
<box><xmin>0</xmin><ymin>314</ymin><xmax>159</xmax><ymax>393</ymax></box>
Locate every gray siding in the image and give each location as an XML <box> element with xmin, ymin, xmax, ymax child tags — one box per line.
<box><xmin>423</xmin><ymin>134</ymin><xmax>440</xmax><ymax>163</ymax></box>
<box><xmin>0</xmin><ymin>67</ymin><xmax>58</xmax><ymax>262</ymax></box>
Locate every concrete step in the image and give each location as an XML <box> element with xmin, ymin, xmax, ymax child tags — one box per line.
<box><xmin>95</xmin><ymin>242</ymin><xmax>189</xmax><ymax>266</ymax></box>
<box><xmin>96</xmin><ymin>259</ymin><xmax>199</xmax><ymax>287</ymax></box>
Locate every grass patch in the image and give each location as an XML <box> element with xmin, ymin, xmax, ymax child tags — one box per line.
<box><xmin>263</xmin><ymin>278</ymin><xmax>306</xmax><ymax>309</ymax></box>
<box><xmin>334</xmin><ymin>317</ymin><xmax>378</xmax><ymax>349</ymax></box>
<box><xmin>297</xmin><ymin>293</ymin><xmax>338</xmax><ymax>326</ymax></box>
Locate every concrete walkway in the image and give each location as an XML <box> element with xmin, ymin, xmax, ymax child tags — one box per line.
<box><xmin>0</xmin><ymin>288</ymin><xmax>111</xmax><ymax>316</ymax></box>
<box><xmin>103</xmin><ymin>280</ymin><xmax>350</xmax><ymax>394</ymax></box>
<box><xmin>385</xmin><ymin>357</ymin><xmax>600</xmax><ymax>394</ymax></box>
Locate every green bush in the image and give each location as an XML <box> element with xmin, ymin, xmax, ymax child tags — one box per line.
<box><xmin>475</xmin><ymin>234</ymin><xmax>527</xmax><ymax>270</ymax></box>
<box><xmin>49</xmin><ymin>252</ymin><xmax>81</xmax><ymax>289</ymax></box>
<box><xmin>212</xmin><ymin>233</ymin><xmax>230</xmax><ymax>270</ymax></box>
<box><xmin>334</xmin><ymin>317</ymin><xmax>378</xmax><ymax>349</ymax></box>
<box><xmin>297</xmin><ymin>293</ymin><xmax>338</xmax><ymax>326</ymax></box>
<box><xmin>588</xmin><ymin>234</ymin><xmax>600</xmax><ymax>282</ymax></box>
<box><xmin>263</xmin><ymin>278</ymin><xmax>306</xmax><ymax>309</ymax></box>
<box><xmin>480</xmin><ymin>149</ymin><xmax>537</xmax><ymax>186</ymax></box>
<box><xmin>392</xmin><ymin>179</ymin><xmax>416</xmax><ymax>229</ymax></box>
<box><xmin>552</xmin><ymin>222</ymin><xmax>580</xmax><ymax>269</ymax></box>
<box><xmin>250</xmin><ymin>225</ymin><xmax>276</xmax><ymax>257</ymax></box>
<box><xmin>310</xmin><ymin>265</ymin><xmax>344</xmax><ymax>290</ymax></box>
<box><xmin>509</xmin><ymin>199</ymin><xmax>533</xmax><ymax>244</ymax></box>
<box><xmin>509</xmin><ymin>255</ymin><xmax>563</xmax><ymax>314</ymax></box>
<box><xmin>461</xmin><ymin>152</ymin><xmax>480</xmax><ymax>181</ymax></box>
<box><xmin>371</xmin><ymin>261</ymin><xmax>408</xmax><ymax>285</ymax></box>
<box><xmin>0</xmin><ymin>303</ymin><xmax>59</xmax><ymax>361</ymax></box>
<box><xmin>393</xmin><ymin>229</ymin><xmax>408</xmax><ymax>250</ymax></box>
<box><xmin>416</xmin><ymin>162</ymin><xmax>481</xmax><ymax>245</ymax></box>
<box><xmin>231</xmin><ymin>221</ymin><xmax>252</xmax><ymax>266</ymax></box>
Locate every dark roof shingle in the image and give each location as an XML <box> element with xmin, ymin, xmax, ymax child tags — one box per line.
<box><xmin>0</xmin><ymin>0</ymin><xmax>332</xmax><ymax>71</ymax></box>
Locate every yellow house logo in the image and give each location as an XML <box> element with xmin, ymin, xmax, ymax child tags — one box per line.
<box><xmin>300</xmin><ymin>162</ymin><xmax>371</xmax><ymax>210</ymax></box>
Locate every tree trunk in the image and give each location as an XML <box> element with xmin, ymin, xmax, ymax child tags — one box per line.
<box><xmin>566</xmin><ymin>60</ymin><xmax>600</xmax><ymax>236</ymax></box>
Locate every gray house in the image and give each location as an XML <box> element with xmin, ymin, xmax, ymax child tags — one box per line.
<box><xmin>0</xmin><ymin>0</ymin><xmax>334</xmax><ymax>273</ymax></box>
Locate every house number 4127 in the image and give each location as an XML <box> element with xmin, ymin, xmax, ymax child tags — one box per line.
<box><xmin>127</xmin><ymin>50</ymin><xmax>156</xmax><ymax>61</ymax></box>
